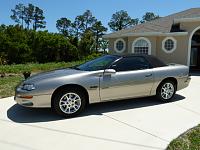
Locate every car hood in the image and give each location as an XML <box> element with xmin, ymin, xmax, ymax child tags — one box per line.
<box><xmin>25</xmin><ymin>68</ymin><xmax>84</xmax><ymax>83</ymax></box>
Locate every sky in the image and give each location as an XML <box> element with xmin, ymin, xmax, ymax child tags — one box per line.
<box><xmin>1</xmin><ymin>0</ymin><xmax>200</xmax><ymax>33</ymax></box>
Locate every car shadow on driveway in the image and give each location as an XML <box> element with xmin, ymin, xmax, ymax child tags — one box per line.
<box><xmin>7</xmin><ymin>94</ymin><xmax>185</xmax><ymax>123</ymax></box>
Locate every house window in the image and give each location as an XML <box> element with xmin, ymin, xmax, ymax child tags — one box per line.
<box><xmin>162</xmin><ymin>37</ymin><xmax>177</xmax><ymax>53</ymax></box>
<box><xmin>114</xmin><ymin>38</ymin><xmax>126</xmax><ymax>53</ymax></box>
<box><xmin>165</xmin><ymin>39</ymin><xmax>174</xmax><ymax>50</ymax></box>
<box><xmin>132</xmin><ymin>37</ymin><xmax>151</xmax><ymax>55</ymax></box>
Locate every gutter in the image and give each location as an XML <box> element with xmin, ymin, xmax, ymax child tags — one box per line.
<box><xmin>103</xmin><ymin>32</ymin><xmax>188</xmax><ymax>39</ymax></box>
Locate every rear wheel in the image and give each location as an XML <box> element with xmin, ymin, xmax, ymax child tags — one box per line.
<box><xmin>157</xmin><ymin>80</ymin><xmax>176</xmax><ymax>102</ymax></box>
<box><xmin>52</xmin><ymin>88</ymin><xmax>86</xmax><ymax>117</ymax></box>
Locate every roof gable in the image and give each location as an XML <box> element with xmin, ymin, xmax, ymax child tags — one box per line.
<box><xmin>105</xmin><ymin>8</ymin><xmax>200</xmax><ymax>38</ymax></box>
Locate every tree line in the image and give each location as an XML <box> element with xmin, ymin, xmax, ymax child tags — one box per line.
<box><xmin>10</xmin><ymin>3</ymin><xmax>46</xmax><ymax>30</ymax></box>
<box><xmin>0</xmin><ymin>3</ymin><xmax>160</xmax><ymax>64</ymax></box>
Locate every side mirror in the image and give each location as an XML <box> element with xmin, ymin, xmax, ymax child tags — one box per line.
<box><xmin>104</xmin><ymin>69</ymin><xmax>116</xmax><ymax>75</ymax></box>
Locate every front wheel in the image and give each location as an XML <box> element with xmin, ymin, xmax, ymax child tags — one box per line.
<box><xmin>52</xmin><ymin>88</ymin><xmax>86</xmax><ymax>117</ymax></box>
<box><xmin>156</xmin><ymin>80</ymin><xmax>176</xmax><ymax>102</ymax></box>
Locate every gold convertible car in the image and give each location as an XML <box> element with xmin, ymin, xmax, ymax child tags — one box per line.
<box><xmin>15</xmin><ymin>54</ymin><xmax>191</xmax><ymax>117</ymax></box>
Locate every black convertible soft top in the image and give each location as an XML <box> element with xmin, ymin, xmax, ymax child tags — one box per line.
<box><xmin>112</xmin><ymin>54</ymin><xmax>167</xmax><ymax>68</ymax></box>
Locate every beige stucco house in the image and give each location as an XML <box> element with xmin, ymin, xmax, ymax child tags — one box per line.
<box><xmin>103</xmin><ymin>8</ymin><xmax>200</xmax><ymax>70</ymax></box>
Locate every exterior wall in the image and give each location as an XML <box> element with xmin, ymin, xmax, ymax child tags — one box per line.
<box><xmin>180</xmin><ymin>21</ymin><xmax>200</xmax><ymax>65</ymax></box>
<box><xmin>127</xmin><ymin>36</ymin><xmax>157</xmax><ymax>56</ymax></box>
<box><xmin>180</xmin><ymin>22</ymin><xmax>200</xmax><ymax>34</ymax></box>
<box><xmin>109</xmin><ymin>35</ymin><xmax>188</xmax><ymax>65</ymax></box>
<box><xmin>108</xmin><ymin>37</ymin><xmax>128</xmax><ymax>54</ymax></box>
<box><xmin>108</xmin><ymin>38</ymin><xmax>115</xmax><ymax>54</ymax></box>
<box><xmin>156</xmin><ymin>36</ymin><xmax>188</xmax><ymax>65</ymax></box>
<box><xmin>108</xmin><ymin>21</ymin><xmax>200</xmax><ymax>66</ymax></box>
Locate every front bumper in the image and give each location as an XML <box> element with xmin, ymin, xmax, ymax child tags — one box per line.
<box><xmin>15</xmin><ymin>88</ymin><xmax>52</xmax><ymax>108</ymax></box>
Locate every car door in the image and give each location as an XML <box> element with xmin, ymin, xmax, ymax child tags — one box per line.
<box><xmin>100</xmin><ymin>56</ymin><xmax>154</xmax><ymax>101</ymax></box>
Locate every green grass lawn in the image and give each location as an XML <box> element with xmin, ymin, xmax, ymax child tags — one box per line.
<box><xmin>0</xmin><ymin>53</ymin><xmax>102</xmax><ymax>98</ymax></box>
<box><xmin>0</xmin><ymin>75</ymin><xmax>23</xmax><ymax>98</ymax></box>
<box><xmin>0</xmin><ymin>53</ymin><xmax>102</xmax><ymax>74</ymax></box>
<box><xmin>0</xmin><ymin>61</ymin><xmax>83</xmax><ymax>74</ymax></box>
<box><xmin>0</xmin><ymin>61</ymin><xmax>83</xmax><ymax>98</ymax></box>
<box><xmin>167</xmin><ymin>124</ymin><xmax>200</xmax><ymax>150</ymax></box>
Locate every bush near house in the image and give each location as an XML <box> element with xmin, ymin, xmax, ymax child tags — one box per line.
<box><xmin>167</xmin><ymin>124</ymin><xmax>200</xmax><ymax>150</ymax></box>
<box><xmin>0</xmin><ymin>24</ymin><xmax>105</xmax><ymax>65</ymax></box>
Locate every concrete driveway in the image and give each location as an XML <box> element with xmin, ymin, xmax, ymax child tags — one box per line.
<box><xmin>0</xmin><ymin>75</ymin><xmax>200</xmax><ymax>150</ymax></box>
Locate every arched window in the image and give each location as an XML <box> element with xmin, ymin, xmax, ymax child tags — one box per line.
<box><xmin>132</xmin><ymin>37</ymin><xmax>151</xmax><ymax>55</ymax></box>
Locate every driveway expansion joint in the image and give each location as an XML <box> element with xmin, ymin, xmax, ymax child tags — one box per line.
<box><xmin>103</xmin><ymin>114</ymin><xmax>169</xmax><ymax>143</ymax></box>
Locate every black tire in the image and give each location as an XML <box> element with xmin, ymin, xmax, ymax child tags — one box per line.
<box><xmin>52</xmin><ymin>88</ymin><xmax>86</xmax><ymax>117</ymax></box>
<box><xmin>156</xmin><ymin>80</ymin><xmax>176</xmax><ymax>102</ymax></box>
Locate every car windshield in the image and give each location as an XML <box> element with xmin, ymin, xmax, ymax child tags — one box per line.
<box><xmin>76</xmin><ymin>55</ymin><xmax>120</xmax><ymax>71</ymax></box>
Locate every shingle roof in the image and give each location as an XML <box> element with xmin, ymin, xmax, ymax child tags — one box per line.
<box><xmin>105</xmin><ymin>8</ymin><xmax>200</xmax><ymax>37</ymax></box>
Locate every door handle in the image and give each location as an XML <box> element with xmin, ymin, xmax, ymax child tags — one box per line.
<box><xmin>145</xmin><ymin>74</ymin><xmax>152</xmax><ymax>77</ymax></box>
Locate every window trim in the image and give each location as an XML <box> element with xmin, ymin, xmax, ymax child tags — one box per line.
<box><xmin>162</xmin><ymin>37</ymin><xmax>177</xmax><ymax>53</ymax></box>
<box><xmin>132</xmin><ymin>37</ymin><xmax>151</xmax><ymax>55</ymax></box>
<box><xmin>114</xmin><ymin>38</ymin><xmax>126</xmax><ymax>53</ymax></box>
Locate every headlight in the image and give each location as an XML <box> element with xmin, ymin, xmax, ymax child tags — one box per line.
<box><xmin>22</xmin><ymin>84</ymin><xmax>36</xmax><ymax>91</ymax></box>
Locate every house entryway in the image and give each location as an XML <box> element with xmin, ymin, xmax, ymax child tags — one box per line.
<box><xmin>190</xmin><ymin>29</ymin><xmax>200</xmax><ymax>70</ymax></box>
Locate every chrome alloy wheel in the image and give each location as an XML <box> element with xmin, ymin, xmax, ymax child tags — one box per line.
<box><xmin>161</xmin><ymin>83</ymin><xmax>175</xmax><ymax>100</ymax></box>
<box><xmin>59</xmin><ymin>93</ymin><xmax>81</xmax><ymax>114</ymax></box>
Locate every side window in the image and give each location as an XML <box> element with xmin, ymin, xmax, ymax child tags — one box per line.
<box><xmin>110</xmin><ymin>57</ymin><xmax>150</xmax><ymax>72</ymax></box>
